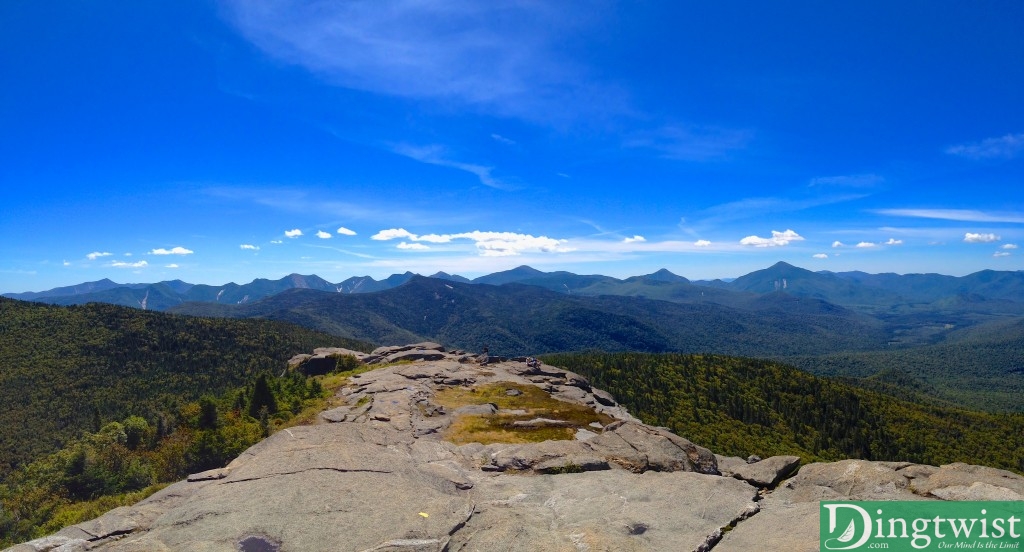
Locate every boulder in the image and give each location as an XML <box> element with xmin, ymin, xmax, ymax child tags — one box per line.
<box><xmin>727</xmin><ymin>455</ymin><xmax>801</xmax><ymax>488</ymax></box>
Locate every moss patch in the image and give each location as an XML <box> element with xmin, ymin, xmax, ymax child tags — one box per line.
<box><xmin>434</xmin><ymin>382</ymin><xmax>613</xmax><ymax>445</ymax></box>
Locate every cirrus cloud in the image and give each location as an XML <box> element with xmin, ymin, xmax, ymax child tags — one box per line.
<box><xmin>946</xmin><ymin>133</ymin><xmax>1024</xmax><ymax>159</ymax></box>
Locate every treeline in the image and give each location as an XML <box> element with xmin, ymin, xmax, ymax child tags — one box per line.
<box><xmin>0</xmin><ymin>298</ymin><xmax>371</xmax><ymax>480</ymax></box>
<box><xmin>0</xmin><ymin>366</ymin><xmax>340</xmax><ymax>546</ymax></box>
<box><xmin>543</xmin><ymin>352</ymin><xmax>1024</xmax><ymax>472</ymax></box>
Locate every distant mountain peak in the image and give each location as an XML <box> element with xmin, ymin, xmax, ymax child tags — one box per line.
<box><xmin>644</xmin><ymin>268</ymin><xmax>689</xmax><ymax>283</ymax></box>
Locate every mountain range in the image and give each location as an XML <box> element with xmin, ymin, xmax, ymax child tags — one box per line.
<box><xmin>8</xmin><ymin>262</ymin><xmax>1024</xmax><ymax>411</ymax></box>
<box><xmin>9</xmin><ymin>262</ymin><xmax>1024</xmax><ymax>316</ymax></box>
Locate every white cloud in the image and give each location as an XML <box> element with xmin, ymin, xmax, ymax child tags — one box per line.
<box><xmin>964</xmin><ymin>232</ymin><xmax>1000</xmax><ymax>243</ymax></box>
<box><xmin>316</xmin><ymin>230</ymin><xmax>332</xmax><ymax>239</ymax></box>
<box><xmin>111</xmin><ymin>260</ymin><xmax>148</xmax><ymax>268</ymax></box>
<box><xmin>694</xmin><ymin>240</ymin><xmax>712</xmax><ymax>247</ymax></box>
<box><xmin>86</xmin><ymin>251</ymin><xmax>113</xmax><ymax>260</ymax></box>
<box><xmin>994</xmin><ymin>251</ymin><xmax>1011</xmax><ymax>258</ymax></box>
<box><xmin>832</xmin><ymin>241</ymin><xmax>845</xmax><ymax>248</ymax></box>
<box><xmin>624</xmin><ymin>124</ymin><xmax>752</xmax><ymax>161</ymax></box>
<box><xmin>336</xmin><ymin>226</ymin><xmax>356</xmax><ymax>236</ymax></box>
<box><xmin>392</xmin><ymin>143</ymin><xmax>509</xmax><ymax>190</ymax></box>
<box><xmin>372</xmin><ymin>228</ymin><xmax>572</xmax><ymax>256</ymax></box>
<box><xmin>491</xmin><ymin>133</ymin><xmax>516</xmax><ymax>145</ymax></box>
<box><xmin>1002</xmin><ymin>243</ymin><xmax>1019</xmax><ymax>250</ymax></box>
<box><xmin>623</xmin><ymin>235</ymin><xmax>646</xmax><ymax>244</ymax></box>
<box><xmin>166</xmin><ymin>264</ymin><xmax>179</xmax><ymax>268</ymax></box>
<box><xmin>150</xmin><ymin>247</ymin><xmax>194</xmax><ymax>255</ymax></box>
<box><xmin>739</xmin><ymin>229</ymin><xmax>804</xmax><ymax>248</ymax></box>
<box><xmin>856</xmin><ymin>242</ymin><xmax>877</xmax><ymax>248</ymax></box>
<box><xmin>372</xmin><ymin>228</ymin><xmax>416</xmax><ymax>241</ymax></box>
<box><xmin>285</xmin><ymin>229</ymin><xmax>303</xmax><ymax>238</ymax></box>
<box><xmin>397</xmin><ymin>242</ymin><xmax>430</xmax><ymax>251</ymax></box>
<box><xmin>946</xmin><ymin>133</ymin><xmax>1024</xmax><ymax>159</ymax></box>
<box><xmin>885</xmin><ymin>238</ymin><xmax>903</xmax><ymax>245</ymax></box>
<box><xmin>813</xmin><ymin>253</ymin><xmax>829</xmax><ymax>259</ymax></box>
<box><xmin>270</xmin><ymin>239</ymin><xmax>283</xmax><ymax>244</ymax></box>
<box><xmin>809</xmin><ymin>174</ymin><xmax>884</xmax><ymax>188</ymax></box>
<box><xmin>874</xmin><ymin>209</ymin><xmax>1024</xmax><ymax>223</ymax></box>
<box><xmin>220</xmin><ymin>1</ymin><xmax>621</xmax><ymax>125</ymax></box>
<box><xmin>240</xmin><ymin>244</ymin><xmax>260</xmax><ymax>251</ymax></box>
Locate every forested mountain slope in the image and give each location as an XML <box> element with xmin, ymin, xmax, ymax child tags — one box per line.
<box><xmin>0</xmin><ymin>298</ymin><xmax>370</xmax><ymax>478</ymax></box>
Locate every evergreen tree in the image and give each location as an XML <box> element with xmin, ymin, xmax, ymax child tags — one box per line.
<box><xmin>247</xmin><ymin>374</ymin><xmax>277</xmax><ymax>419</ymax></box>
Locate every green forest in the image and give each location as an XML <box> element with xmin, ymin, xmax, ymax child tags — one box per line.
<box><xmin>0</xmin><ymin>298</ymin><xmax>369</xmax><ymax>479</ymax></box>
<box><xmin>0</xmin><ymin>297</ymin><xmax>374</xmax><ymax>545</ymax></box>
<box><xmin>3</xmin><ymin>296</ymin><xmax>1024</xmax><ymax>546</ymax></box>
<box><xmin>543</xmin><ymin>352</ymin><xmax>1024</xmax><ymax>472</ymax></box>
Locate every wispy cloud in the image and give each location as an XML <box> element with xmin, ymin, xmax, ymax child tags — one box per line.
<box><xmin>316</xmin><ymin>230</ymin><xmax>332</xmax><ymax>239</ymax></box>
<box><xmin>1002</xmin><ymin>244</ymin><xmax>1019</xmax><ymax>250</ymax></box>
<box><xmin>622</xmin><ymin>235</ymin><xmax>646</xmax><ymax>244</ymax></box>
<box><xmin>809</xmin><ymin>174</ymin><xmax>884</xmax><ymax>188</ymax></box>
<box><xmin>856</xmin><ymin>242</ymin><xmax>877</xmax><ymax>248</ymax></box>
<box><xmin>391</xmin><ymin>143</ymin><xmax>511</xmax><ymax>190</ymax></box>
<box><xmin>946</xmin><ymin>133</ymin><xmax>1024</xmax><ymax>159</ymax></box>
<box><xmin>86</xmin><ymin>251</ymin><xmax>112</xmax><ymax>260</ymax></box>
<box><xmin>694</xmin><ymin>240</ymin><xmax>712</xmax><ymax>247</ymax></box>
<box><xmin>692</xmin><ymin>194</ymin><xmax>866</xmax><ymax>230</ymax></box>
<box><xmin>874</xmin><ymin>209</ymin><xmax>1024</xmax><ymax>223</ymax></box>
<box><xmin>964</xmin><ymin>232</ymin><xmax>1000</xmax><ymax>243</ymax></box>
<box><xmin>885</xmin><ymin>238</ymin><xmax>903</xmax><ymax>245</ymax></box>
<box><xmin>166</xmin><ymin>264</ymin><xmax>180</xmax><ymax>268</ymax></box>
<box><xmin>221</xmin><ymin>1</ymin><xmax>621</xmax><ymax>124</ymax></box>
<box><xmin>813</xmin><ymin>253</ymin><xmax>829</xmax><ymax>259</ymax></box>
<box><xmin>739</xmin><ymin>229</ymin><xmax>804</xmax><ymax>248</ymax></box>
<box><xmin>240</xmin><ymin>244</ymin><xmax>260</xmax><ymax>251</ymax></box>
<box><xmin>336</xmin><ymin>226</ymin><xmax>356</xmax><ymax>236</ymax></box>
<box><xmin>994</xmin><ymin>251</ymin><xmax>1011</xmax><ymax>258</ymax></box>
<box><xmin>150</xmin><ymin>247</ymin><xmax>194</xmax><ymax>255</ymax></box>
<box><xmin>832</xmin><ymin>241</ymin><xmax>845</xmax><ymax>248</ymax></box>
<box><xmin>372</xmin><ymin>227</ymin><xmax>573</xmax><ymax>256</ymax></box>
<box><xmin>284</xmin><ymin>229</ymin><xmax>303</xmax><ymax>238</ymax></box>
<box><xmin>490</xmin><ymin>133</ymin><xmax>516</xmax><ymax>145</ymax></box>
<box><xmin>624</xmin><ymin>125</ymin><xmax>752</xmax><ymax>161</ymax></box>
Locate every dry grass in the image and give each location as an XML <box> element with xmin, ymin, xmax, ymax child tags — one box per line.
<box><xmin>434</xmin><ymin>382</ymin><xmax>613</xmax><ymax>445</ymax></box>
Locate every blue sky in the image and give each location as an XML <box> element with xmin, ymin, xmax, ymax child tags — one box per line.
<box><xmin>2</xmin><ymin>1</ymin><xmax>1023</xmax><ymax>292</ymax></box>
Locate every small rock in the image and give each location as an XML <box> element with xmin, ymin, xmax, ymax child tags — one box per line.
<box><xmin>746</xmin><ymin>455</ymin><xmax>762</xmax><ymax>464</ymax></box>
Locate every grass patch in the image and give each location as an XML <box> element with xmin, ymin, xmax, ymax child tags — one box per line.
<box><xmin>434</xmin><ymin>382</ymin><xmax>613</xmax><ymax>445</ymax></box>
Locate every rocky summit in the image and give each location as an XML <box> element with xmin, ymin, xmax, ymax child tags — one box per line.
<box><xmin>10</xmin><ymin>343</ymin><xmax>1024</xmax><ymax>552</ymax></box>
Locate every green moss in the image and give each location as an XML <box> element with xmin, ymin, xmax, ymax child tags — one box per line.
<box><xmin>434</xmin><ymin>382</ymin><xmax>612</xmax><ymax>445</ymax></box>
